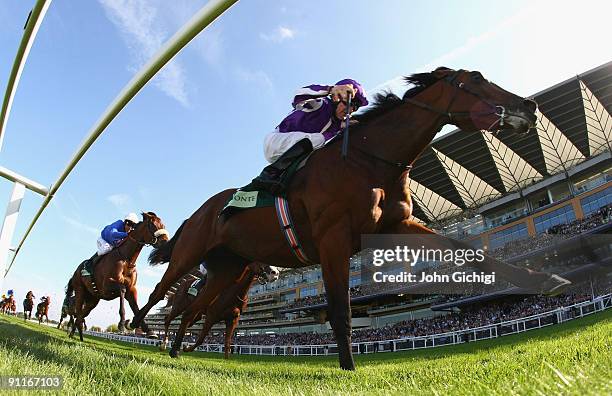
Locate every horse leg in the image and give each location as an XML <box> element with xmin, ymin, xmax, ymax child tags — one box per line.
<box><xmin>71</xmin><ymin>282</ymin><xmax>86</xmax><ymax>340</ymax></box>
<box><xmin>318</xmin><ymin>220</ymin><xmax>355</xmax><ymax>371</ymax></box>
<box><xmin>124</xmin><ymin>287</ymin><xmax>155</xmax><ymax>338</ymax></box>
<box><xmin>169</xmin><ymin>308</ymin><xmax>200</xmax><ymax>358</ymax></box>
<box><xmin>223</xmin><ymin>314</ymin><xmax>240</xmax><ymax>359</ymax></box>
<box><xmin>77</xmin><ymin>299</ymin><xmax>99</xmax><ymax>341</ymax></box>
<box><xmin>67</xmin><ymin>316</ymin><xmax>74</xmax><ymax>334</ymax></box>
<box><xmin>57</xmin><ymin>312</ymin><xmax>65</xmax><ymax>329</ymax></box>
<box><xmin>383</xmin><ymin>220</ymin><xmax>570</xmax><ymax>293</ymax></box>
<box><xmin>169</xmin><ymin>261</ymin><xmax>245</xmax><ymax>358</ymax></box>
<box><xmin>160</xmin><ymin>300</ymin><xmax>183</xmax><ymax>351</ymax></box>
<box><xmin>183</xmin><ymin>312</ymin><xmax>214</xmax><ymax>353</ymax></box>
<box><xmin>130</xmin><ymin>256</ymin><xmax>200</xmax><ymax>330</ymax></box>
<box><xmin>118</xmin><ymin>286</ymin><xmax>127</xmax><ymax>333</ymax></box>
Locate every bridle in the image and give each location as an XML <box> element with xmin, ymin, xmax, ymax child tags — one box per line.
<box><xmin>127</xmin><ymin>219</ymin><xmax>169</xmax><ymax>246</ymax></box>
<box><xmin>403</xmin><ymin>70</ymin><xmax>510</xmax><ymax>134</ymax></box>
<box><xmin>353</xmin><ymin>70</ymin><xmax>516</xmax><ymax>170</ymax></box>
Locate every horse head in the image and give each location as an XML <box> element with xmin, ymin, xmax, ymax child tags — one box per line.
<box><xmin>248</xmin><ymin>263</ymin><xmax>280</xmax><ymax>285</ymax></box>
<box><xmin>404</xmin><ymin>67</ymin><xmax>537</xmax><ymax>135</ymax></box>
<box><xmin>129</xmin><ymin>212</ymin><xmax>170</xmax><ymax>248</ymax></box>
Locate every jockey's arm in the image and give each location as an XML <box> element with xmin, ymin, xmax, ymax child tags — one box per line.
<box><xmin>291</xmin><ymin>84</ymin><xmax>333</xmax><ymax>108</ymax></box>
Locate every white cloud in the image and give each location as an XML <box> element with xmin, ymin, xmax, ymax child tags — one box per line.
<box><xmin>98</xmin><ymin>0</ymin><xmax>189</xmax><ymax>106</ymax></box>
<box><xmin>107</xmin><ymin>193</ymin><xmax>132</xmax><ymax>212</ymax></box>
<box><xmin>233</xmin><ymin>67</ymin><xmax>274</xmax><ymax>92</ymax></box>
<box><xmin>260</xmin><ymin>26</ymin><xmax>296</xmax><ymax>43</ymax></box>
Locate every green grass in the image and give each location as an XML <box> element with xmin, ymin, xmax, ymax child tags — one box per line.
<box><xmin>0</xmin><ymin>310</ymin><xmax>611</xmax><ymax>395</ymax></box>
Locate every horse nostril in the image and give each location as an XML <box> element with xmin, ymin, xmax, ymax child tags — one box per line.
<box><xmin>523</xmin><ymin>98</ymin><xmax>537</xmax><ymax>113</ymax></box>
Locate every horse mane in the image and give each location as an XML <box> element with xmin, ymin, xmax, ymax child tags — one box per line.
<box><xmin>353</xmin><ymin>67</ymin><xmax>451</xmax><ymax>124</ymax></box>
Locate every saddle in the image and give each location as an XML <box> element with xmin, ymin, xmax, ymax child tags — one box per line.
<box><xmin>220</xmin><ymin>150</ymin><xmax>312</xmax><ymax>220</ymax></box>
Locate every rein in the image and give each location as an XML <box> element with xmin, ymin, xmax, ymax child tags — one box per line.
<box><xmin>347</xmin><ymin>70</ymin><xmax>509</xmax><ymax>166</ymax></box>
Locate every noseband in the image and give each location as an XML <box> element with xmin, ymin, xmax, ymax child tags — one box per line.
<box><xmin>127</xmin><ymin>220</ymin><xmax>169</xmax><ymax>246</ymax></box>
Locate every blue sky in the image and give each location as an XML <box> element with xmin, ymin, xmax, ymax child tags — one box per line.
<box><xmin>1</xmin><ymin>0</ymin><xmax>610</xmax><ymax>327</ymax></box>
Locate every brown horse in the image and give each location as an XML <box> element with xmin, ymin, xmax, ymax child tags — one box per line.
<box><xmin>23</xmin><ymin>291</ymin><xmax>35</xmax><ymax>320</ymax></box>
<box><xmin>0</xmin><ymin>295</ymin><xmax>13</xmax><ymax>314</ymax></box>
<box><xmin>66</xmin><ymin>212</ymin><xmax>169</xmax><ymax>341</ymax></box>
<box><xmin>158</xmin><ymin>273</ymin><xmax>207</xmax><ymax>351</ymax></box>
<box><xmin>179</xmin><ymin>263</ymin><xmax>279</xmax><ymax>359</ymax></box>
<box><xmin>130</xmin><ymin>68</ymin><xmax>570</xmax><ymax>370</ymax></box>
<box><xmin>159</xmin><ymin>264</ymin><xmax>278</xmax><ymax>353</ymax></box>
<box><xmin>36</xmin><ymin>296</ymin><xmax>50</xmax><ymax>324</ymax></box>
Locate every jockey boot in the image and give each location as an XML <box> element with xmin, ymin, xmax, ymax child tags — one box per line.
<box><xmin>251</xmin><ymin>138</ymin><xmax>313</xmax><ymax>194</ymax></box>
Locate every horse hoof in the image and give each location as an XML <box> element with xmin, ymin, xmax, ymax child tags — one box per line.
<box><xmin>169</xmin><ymin>349</ymin><xmax>180</xmax><ymax>358</ymax></box>
<box><xmin>124</xmin><ymin>320</ymin><xmax>133</xmax><ymax>331</ymax></box>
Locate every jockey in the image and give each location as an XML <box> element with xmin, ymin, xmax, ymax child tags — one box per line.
<box><xmin>96</xmin><ymin>213</ymin><xmax>139</xmax><ymax>256</ymax></box>
<box><xmin>83</xmin><ymin>213</ymin><xmax>139</xmax><ymax>277</ymax></box>
<box><xmin>251</xmin><ymin>79</ymin><xmax>368</xmax><ymax>193</ymax></box>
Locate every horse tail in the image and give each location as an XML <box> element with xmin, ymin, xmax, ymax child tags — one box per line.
<box><xmin>149</xmin><ymin>220</ymin><xmax>186</xmax><ymax>266</ymax></box>
<box><xmin>64</xmin><ymin>279</ymin><xmax>74</xmax><ymax>303</ymax></box>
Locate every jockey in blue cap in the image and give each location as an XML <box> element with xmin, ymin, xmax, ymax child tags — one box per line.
<box><xmin>252</xmin><ymin>79</ymin><xmax>368</xmax><ymax>193</ymax></box>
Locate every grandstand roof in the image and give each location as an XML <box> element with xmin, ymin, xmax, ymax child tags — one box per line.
<box><xmin>408</xmin><ymin>61</ymin><xmax>612</xmax><ymax>224</ymax></box>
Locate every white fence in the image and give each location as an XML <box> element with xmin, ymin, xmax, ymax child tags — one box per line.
<box><xmin>84</xmin><ymin>293</ymin><xmax>611</xmax><ymax>356</ymax></box>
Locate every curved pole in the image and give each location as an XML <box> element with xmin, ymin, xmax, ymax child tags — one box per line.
<box><xmin>6</xmin><ymin>0</ymin><xmax>239</xmax><ymax>276</ymax></box>
<box><xmin>0</xmin><ymin>0</ymin><xmax>53</xmax><ymax>154</ymax></box>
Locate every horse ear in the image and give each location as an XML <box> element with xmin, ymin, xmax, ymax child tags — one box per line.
<box><xmin>433</xmin><ymin>67</ymin><xmax>452</xmax><ymax>79</ymax></box>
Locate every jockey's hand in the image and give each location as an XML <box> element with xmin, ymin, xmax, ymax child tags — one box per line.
<box><xmin>330</xmin><ymin>84</ymin><xmax>356</xmax><ymax>103</ymax></box>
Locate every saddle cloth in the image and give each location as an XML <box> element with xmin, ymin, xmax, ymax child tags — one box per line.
<box><xmin>187</xmin><ymin>278</ymin><xmax>206</xmax><ymax>297</ymax></box>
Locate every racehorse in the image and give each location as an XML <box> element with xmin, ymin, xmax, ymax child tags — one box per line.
<box><xmin>23</xmin><ymin>291</ymin><xmax>35</xmax><ymax>320</ymax></box>
<box><xmin>159</xmin><ymin>263</ymin><xmax>280</xmax><ymax>351</ymax></box>
<box><xmin>36</xmin><ymin>296</ymin><xmax>51</xmax><ymax>324</ymax></box>
<box><xmin>179</xmin><ymin>263</ymin><xmax>279</xmax><ymax>359</ymax></box>
<box><xmin>57</xmin><ymin>295</ymin><xmax>86</xmax><ymax>332</ymax></box>
<box><xmin>1</xmin><ymin>295</ymin><xmax>16</xmax><ymax>315</ymax></box>
<box><xmin>65</xmin><ymin>212</ymin><xmax>169</xmax><ymax>341</ymax></box>
<box><xmin>158</xmin><ymin>274</ymin><xmax>206</xmax><ymax>351</ymax></box>
<box><xmin>130</xmin><ymin>68</ymin><xmax>571</xmax><ymax>370</ymax></box>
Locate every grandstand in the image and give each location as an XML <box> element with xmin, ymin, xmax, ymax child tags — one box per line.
<box><xmin>144</xmin><ymin>61</ymin><xmax>612</xmax><ymax>345</ymax></box>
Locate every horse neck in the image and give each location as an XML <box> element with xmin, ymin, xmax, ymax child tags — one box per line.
<box><xmin>353</xmin><ymin>82</ymin><xmax>449</xmax><ymax>178</ymax></box>
<box><xmin>117</xmin><ymin>234</ymin><xmax>144</xmax><ymax>265</ymax></box>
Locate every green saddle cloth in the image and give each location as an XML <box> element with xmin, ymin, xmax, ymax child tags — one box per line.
<box><xmin>220</xmin><ymin>188</ymin><xmax>275</xmax><ymax>219</ymax></box>
<box><xmin>220</xmin><ymin>150</ymin><xmax>310</xmax><ymax>219</ymax></box>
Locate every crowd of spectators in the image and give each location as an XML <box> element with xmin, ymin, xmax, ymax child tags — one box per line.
<box><xmin>490</xmin><ymin>203</ymin><xmax>611</xmax><ymax>260</ymax></box>
<box><xmin>172</xmin><ymin>291</ymin><xmax>603</xmax><ymax>346</ymax></box>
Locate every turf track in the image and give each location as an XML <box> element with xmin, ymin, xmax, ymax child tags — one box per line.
<box><xmin>0</xmin><ymin>309</ymin><xmax>610</xmax><ymax>395</ymax></box>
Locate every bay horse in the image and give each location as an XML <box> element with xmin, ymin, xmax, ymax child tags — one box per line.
<box><xmin>36</xmin><ymin>296</ymin><xmax>50</xmax><ymax>324</ymax></box>
<box><xmin>158</xmin><ymin>264</ymin><xmax>279</xmax><ymax>351</ymax></box>
<box><xmin>178</xmin><ymin>263</ymin><xmax>279</xmax><ymax>359</ymax></box>
<box><xmin>0</xmin><ymin>295</ymin><xmax>11</xmax><ymax>314</ymax></box>
<box><xmin>130</xmin><ymin>68</ymin><xmax>571</xmax><ymax>370</ymax></box>
<box><xmin>158</xmin><ymin>272</ymin><xmax>207</xmax><ymax>351</ymax></box>
<box><xmin>65</xmin><ymin>212</ymin><xmax>169</xmax><ymax>341</ymax></box>
<box><xmin>23</xmin><ymin>291</ymin><xmax>35</xmax><ymax>320</ymax></box>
